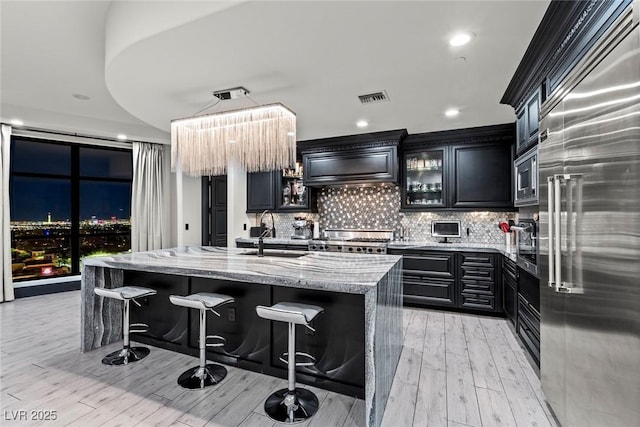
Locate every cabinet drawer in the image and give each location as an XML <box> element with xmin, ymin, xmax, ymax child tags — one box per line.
<box><xmin>461</xmin><ymin>279</ymin><xmax>495</xmax><ymax>295</ymax></box>
<box><xmin>502</xmin><ymin>256</ymin><xmax>517</xmax><ymax>281</ymax></box>
<box><xmin>461</xmin><ymin>266</ymin><xmax>495</xmax><ymax>282</ymax></box>
<box><xmin>459</xmin><ymin>252</ymin><xmax>495</xmax><ymax>268</ymax></box>
<box><xmin>403</xmin><ymin>254</ymin><xmax>455</xmax><ymax>277</ymax></box>
<box><xmin>404</xmin><ymin>278</ymin><xmax>455</xmax><ymax>307</ymax></box>
<box><xmin>517</xmin><ymin>296</ymin><xmax>540</xmax><ymax>365</ymax></box>
<box><xmin>460</xmin><ymin>293</ymin><xmax>495</xmax><ymax>311</ymax></box>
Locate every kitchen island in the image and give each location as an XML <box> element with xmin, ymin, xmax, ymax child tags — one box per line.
<box><xmin>81</xmin><ymin>246</ymin><xmax>402</xmax><ymax>427</ymax></box>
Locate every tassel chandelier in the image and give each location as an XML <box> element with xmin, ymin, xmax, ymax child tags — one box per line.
<box><xmin>171</xmin><ymin>100</ymin><xmax>296</xmax><ymax>176</ymax></box>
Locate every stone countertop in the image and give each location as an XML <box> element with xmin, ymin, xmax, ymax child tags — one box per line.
<box><xmin>83</xmin><ymin>246</ymin><xmax>402</xmax><ymax>294</ymax></box>
<box><xmin>387</xmin><ymin>241</ymin><xmax>517</xmax><ymax>261</ymax></box>
<box><xmin>235</xmin><ymin>238</ymin><xmax>518</xmax><ymax>261</ymax></box>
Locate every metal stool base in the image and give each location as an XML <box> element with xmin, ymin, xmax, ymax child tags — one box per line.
<box><xmin>177</xmin><ymin>364</ymin><xmax>227</xmax><ymax>389</ymax></box>
<box><xmin>101</xmin><ymin>347</ymin><xmax>150</xmax><ymax>366</ymax></box>
<box><xmin>264</xmin><ymin>388</ymin><xmax>319</xmax><ymax>423</ymax></box>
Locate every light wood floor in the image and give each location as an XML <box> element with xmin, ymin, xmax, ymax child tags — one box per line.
<box><xmin>0</xmin><ymin>291</ymin><xmax>557</xmax><ymax>427</ymax></box>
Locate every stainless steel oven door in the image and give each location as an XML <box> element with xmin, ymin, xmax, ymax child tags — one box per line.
<box><xmin>514</xmin><ymin>219</ymin><xmax>538</xmax><ymax>277</ymax></box>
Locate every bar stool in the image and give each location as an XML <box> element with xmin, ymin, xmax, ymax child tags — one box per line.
<box><xmin>256</xmin><ymin>302</ymin><xmax>324</xmax><ymax>423</ymax></box>
<box><xmin>169</xmin><ymin>292</ymin><xmax>234</xmax><ymax>389</ymax></box>
<box><xmin>93</xmin><ymin>286</ymin><xmax>157</xmax><ymax>365</ymax></box>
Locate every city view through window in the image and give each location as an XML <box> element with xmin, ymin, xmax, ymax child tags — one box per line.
<box><xmin>10</xmin><ymin>138</ymin><xmax>132</xmax><ymax>283</ymax></box>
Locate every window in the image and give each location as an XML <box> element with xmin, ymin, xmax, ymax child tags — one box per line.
<box><xmin>9</xmin><ymin>137</ymin><xmax>132</xmax><ymax>283</ymax></box>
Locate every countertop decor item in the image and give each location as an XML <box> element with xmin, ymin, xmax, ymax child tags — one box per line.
<box><xmin>171</xmin><ymin>102</ymin><xmax>296</xmax><ymax>176</ymax></box>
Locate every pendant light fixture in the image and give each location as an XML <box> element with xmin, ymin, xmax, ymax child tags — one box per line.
<box><xmin>171</xmin><ymin>88</ymin><xmax>296</xmax><ymax>176</ymax></box>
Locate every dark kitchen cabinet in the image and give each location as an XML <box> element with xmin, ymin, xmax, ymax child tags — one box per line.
<box><xmin>247</xmin><ymin>171</ymin><xmax>276</xmax><ymax>213</ymax></box>
<box><xmin>394</xmin><ymin>250</ymin><xmax>456</xmax><ymax>307</ymax></box>
<box><xmin>401</xmin><ymin>123</ymin><xmax>514</xmax><ymax>211</ymax></box>
<box><xmin>246</xmin><ymin>164</ymin><xmax>315</xmax><ymax>213</ymax></box>
<box><xmin>458</xmin><ymin>252</ymin><xmax>499</xmax><ymax>312</ymax></box>
<box><xmin>403</xmin><ymin>148</ymin><xmax>447</xmax><ymax>208</ymax></box>
<box><xmin>387</xmin><ymin>248</ymin><xmax>502</xmax><ymax>314</ymax></box>
<box><xmin>518</xmin><ymin>295</ymin><xmax>540</xmax><ymax>366</ymax></box>
<box><xmin>303</xmin><ymin>145</ymin><xmax>398</xmax><ymax>187</ymax></box>
<box><xmin>502</xmin><ymin>256</ymin><xmax>518</xmax><ymax>326</ymax></box>
<box><xmin>299</xmin><ymin>129</ymin><xmax>406</xmax><ymax>187</ymax></box>
<box><xmin>515</xmin><ymin>88</ymin><xmax>541</xmax><ymax>156</ymax></box>
<box><xmin>451</xmin><ymin>143</ymin><xmax>513</xmax><ymax>208</ymax></box>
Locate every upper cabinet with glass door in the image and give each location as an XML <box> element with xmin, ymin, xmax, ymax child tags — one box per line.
<box><xmin>278</xmin><ymin>161</ymin><xmax>311</xmax><ymax>211</ymax></box>
<box><xmin>403</xmin><ymin>149</ymin><xmax>446</xmax><ymax>209</ymax></box>
<box><xmin>401</xmin><ymin>124</ymin><xmax>515</xmax><ymax>211</ymax></box>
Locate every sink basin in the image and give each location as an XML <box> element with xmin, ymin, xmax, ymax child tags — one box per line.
<box><xmin>241</xmin><ymin>251</ymin><xmax>307</xmax><ymax>258</ymax></box>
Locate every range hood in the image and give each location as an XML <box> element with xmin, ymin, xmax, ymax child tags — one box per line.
<box><xmin>299</xmin><ymin>129</ymin><xmax>407</xmax><ymax>187</ymax></box>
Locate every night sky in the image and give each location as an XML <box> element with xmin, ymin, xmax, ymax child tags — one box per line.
<box><xmin>10</xmin><ymin>138</ymin><xmax>133</xmax><ymax>222</ymax></box>
<box><xmin>10</xmin><ymin>178</ymin><xmax>132</xmax><ymax>221</ymax></box>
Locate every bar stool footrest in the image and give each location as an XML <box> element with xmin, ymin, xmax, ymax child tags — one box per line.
<box><xmin>205</xmin><ymin>335</ymin><xmax>226</xmax><ymax>348</ymax></box>
<box><xmin>129</xmin><ymin>323</ymin><xmax>150</xmax><ymax>334</ymax></box>
<box><xmin>279</xmin><ymin>351</ymin><xmax>317</xmax><ymax>367</ymax></box>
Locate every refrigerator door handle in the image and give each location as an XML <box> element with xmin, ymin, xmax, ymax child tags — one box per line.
<box><xmin>556</xmin><ymin>174</ymin><xmax>584</xmax><ymax>294</ymax></box>
<box><xmin>547</xmin><ymin>176</ymin><xmax>556</xmax><ymax>287</ymax></box>
<box><xmin>554</xmin><ymin>174</ymin><xmax>562</xmax><ymax>292</ymax></box>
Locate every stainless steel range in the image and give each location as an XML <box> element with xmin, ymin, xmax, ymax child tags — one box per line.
<box><xmin>307</xmin><ymin>229</ymin><xmax>393</xmax><ymax>254</ymax></box>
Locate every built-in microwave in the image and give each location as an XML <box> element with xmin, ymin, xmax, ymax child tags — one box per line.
<box><xmin>514</xmin><ymin>146</ymin><xmax>538</xmax><ymax>206</ymax></box>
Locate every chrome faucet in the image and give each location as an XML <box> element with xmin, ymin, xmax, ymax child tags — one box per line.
<box><xmin>257</xmin><ymin>210</ymin><xmax>275</xmax><ymax>257</ymax></box>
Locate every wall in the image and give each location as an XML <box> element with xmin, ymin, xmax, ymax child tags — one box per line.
<box><xmin>270</xmin><ymin>184</ymin><xmax>516</xmax><ymax>244</ymax></box>
<box><xmin>227</xmin><ymin>158</ymin><xmax>253</xmax><ymax>246</ymax></box>
<box><xmin>175</xmin><ymin>169</ymin><xmax>202</xmax><ymax>246</ymax></box>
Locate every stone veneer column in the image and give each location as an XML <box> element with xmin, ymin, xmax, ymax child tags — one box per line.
<box><xmin>80</xmin><ymin>265</ymin><xmax>124</xmax><ymax>352</ymax></box>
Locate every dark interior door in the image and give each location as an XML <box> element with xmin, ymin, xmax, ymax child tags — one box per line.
<box><xmin>202</xmin><ymin>176</ymin><xmax>227</xmax><ymax>246</ymax></box>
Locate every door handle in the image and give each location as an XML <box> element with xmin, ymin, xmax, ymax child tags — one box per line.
<box><xmin>553</xmin><ymin>174</ymin><xmax>584</xmax><ymax>295</ymax></box>
<box><xmin>547</xmin><ymin>176</ymin><xmax>555</xmax><ymax>287</ymax></box>
<box><xmin>554</xmin><ymin>175</ymin><xmax>562</xmax><ymax>291</ymax></box>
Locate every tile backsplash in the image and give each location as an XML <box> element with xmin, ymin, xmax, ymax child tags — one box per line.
<box><xmin>267</xmin><ymin>184</ymin><xmax>516</xmax><ymax>243</ymax></box>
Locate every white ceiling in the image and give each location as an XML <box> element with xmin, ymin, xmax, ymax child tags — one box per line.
<box><xmin>0</xmin><ymin>0</ymin><xmax>550</xmax><ymax>144</ymax></box>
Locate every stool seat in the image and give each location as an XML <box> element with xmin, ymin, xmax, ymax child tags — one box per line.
<box><xmin>256</xmin><ymin>302</ymin><xmax>323</xmax><ymax>326</ymax></box>
<box><xmin>169</xmin><ymin>292</ymin><xmax>234</xmax><ymax>311</ymax></box>
<box><xmin>95</xmin><ymin>286</ymin><xmax>157</xmax><ymax>301</ymax></box>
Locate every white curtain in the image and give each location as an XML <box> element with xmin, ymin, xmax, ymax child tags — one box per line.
<box><xmin>131</xmin><ymin>142</ymin><xmax>168</xmax><ymax>251</ymax></box>
<box><xmin>1</xmin><ymin>125</ymin><xmax>15</xmax><ymax>302</ymax></box>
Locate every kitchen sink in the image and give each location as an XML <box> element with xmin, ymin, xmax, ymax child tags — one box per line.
<box><xmin>241</xmin><ymin>251</ymin><xmax>307</xmax><ymax>258</ymax></box>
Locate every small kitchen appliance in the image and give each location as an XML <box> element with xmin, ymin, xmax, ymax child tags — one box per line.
<box><xmin>291</xmin><ymin>218</ymin><xmax>311</xmax><ymax>239</ymax></box>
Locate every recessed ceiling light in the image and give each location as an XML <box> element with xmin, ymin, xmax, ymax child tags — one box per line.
<box><xmin>10</xmin><ymin>119</ymin><xmax>24</xmax><ymax>126</ymax></box>
<box><xmin>117</xmin><ymin>134</ymin><xmax>128</xmax><ymax>140</ymax></box>
<box><xmin>287</xmin><ymin>131</ymin><xmax>295</xmax><ymax>137</ymax></box>
<box><xmin>445</xmin><ymin>108</ymin><xmax>460</xmax><ymax>117</ymax></box>
<box><xmin>356</xmin><ymin>120</ymin><xmax>369</xmax><ymax>128</ymax></box>
<box><xmin>449</xmin><ymin>32</ymin><xmax>474</xmax><ymax>47</ymax></box>
<box><xmin>72</xmin><ymin>93</ymin><xmax>91</xmax><ymax>100</ymax></box>
<box><xmin>228</xmin><ymin>139</ymin><xmax>237</xmax><ymax>144</ymax></box>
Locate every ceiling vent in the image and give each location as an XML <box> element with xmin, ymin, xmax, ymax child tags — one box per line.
<box><xmin>358</xmin><ymin>90</ymin><xmax>390</xmax><ymax>104</ymax></box>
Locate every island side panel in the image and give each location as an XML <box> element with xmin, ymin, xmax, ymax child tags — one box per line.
<box><xmin>81</xmin><ymin>265</ymin><xmax>124</xmax><ymax>352</ymax></box>
<box><xmin>368</xmin><ymin>260</ymin><xmax>403</xmax><ymax>427</ymax></box>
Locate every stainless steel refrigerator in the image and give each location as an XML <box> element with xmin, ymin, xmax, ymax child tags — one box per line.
<box><xmin>539</xmin><ymin>5</ymin><xmax>639</xmax><ymax>427</ymax></box>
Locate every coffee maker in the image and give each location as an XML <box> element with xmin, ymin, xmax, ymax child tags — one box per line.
<box><xmin>291</xmin><ymin>218</ymin><xmax>311</xmax><ymax>239</ymax></box>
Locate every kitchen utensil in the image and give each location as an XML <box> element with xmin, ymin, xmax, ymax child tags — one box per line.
<box><xmin>499</xmin><ymin>221</ymin><xmax>511</xmax><ymax>233</ymax></box>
